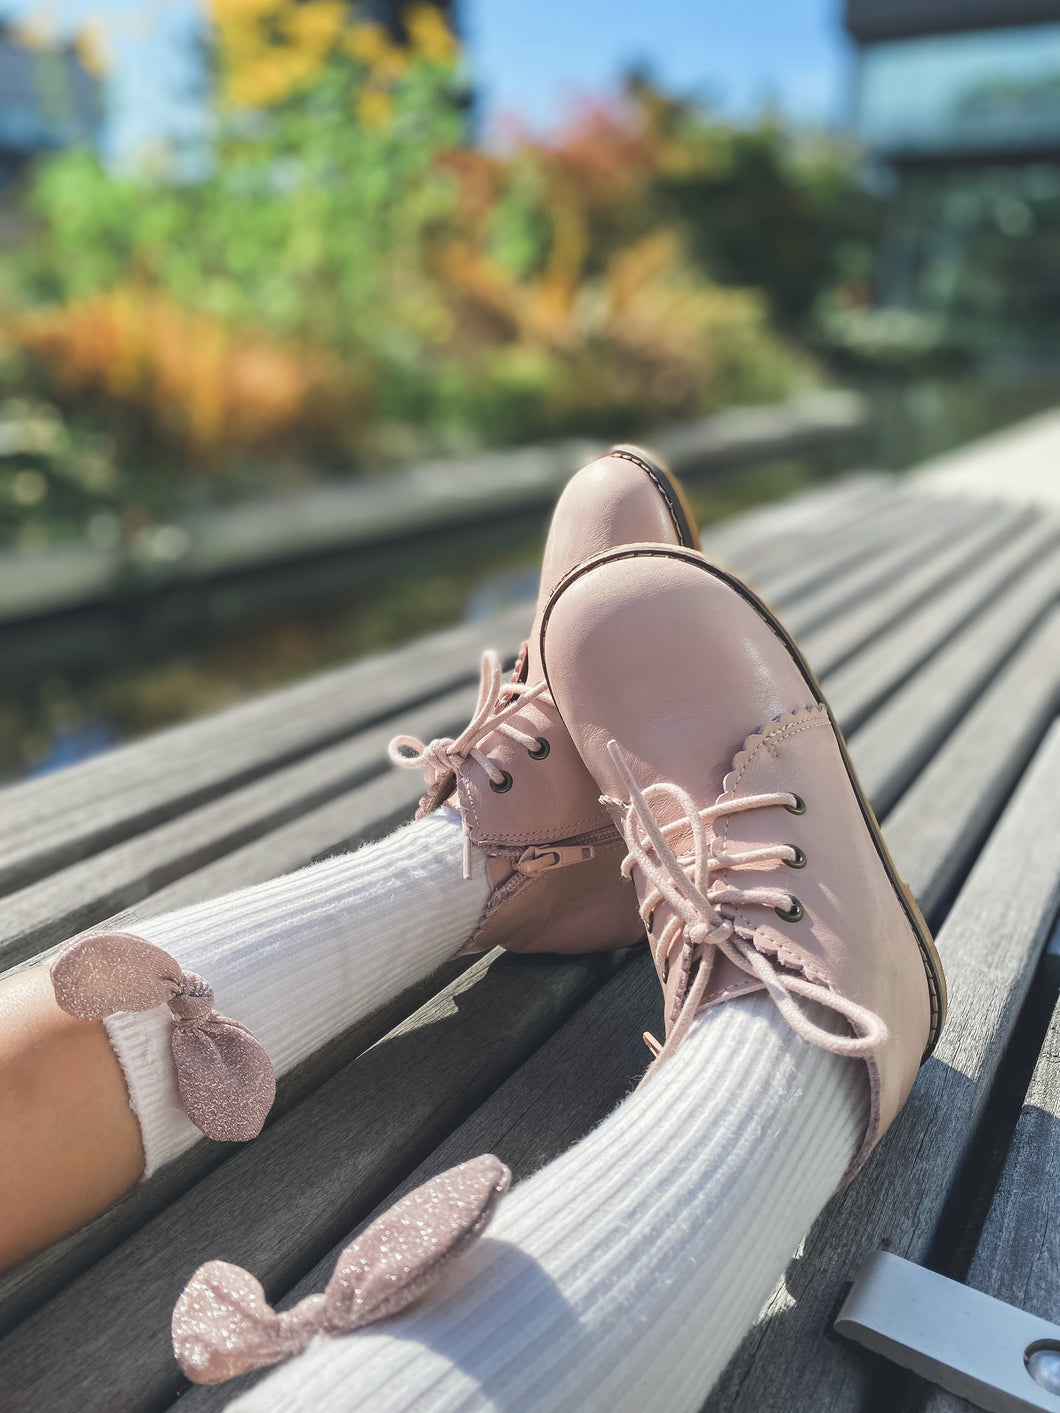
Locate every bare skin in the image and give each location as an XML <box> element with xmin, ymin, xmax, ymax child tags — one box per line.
<box><xmin>0</xmin><ymin>966</ymin><xmax>144</xmax><ymax>1272</ymax></box>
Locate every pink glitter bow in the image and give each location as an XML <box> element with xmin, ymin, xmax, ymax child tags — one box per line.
<box><xmin>172</xmin><ymin>1155</ymin><xmax>512</xmax><ymax>1384</ymax></box>
<box><xmin>50</xmin><ymin>930</ymin><xmax>275</xmax><ymax>1143</ymax></box>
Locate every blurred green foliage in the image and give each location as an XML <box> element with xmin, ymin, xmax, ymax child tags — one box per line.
<box><xmin>0</xmin><ymin>5</ymin><xmax>887</xmax><ymax>547</ymax></box>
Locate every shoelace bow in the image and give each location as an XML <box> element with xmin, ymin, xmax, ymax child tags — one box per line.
<box><xmin>605</xmin><ymin>742</ymin><xmax>888</xmax><ymax>1064</ymax></box>
<box><xmin>389</xmin><ymin>648</ymin><xmax>553</xmax><ymax>878</ymax></box>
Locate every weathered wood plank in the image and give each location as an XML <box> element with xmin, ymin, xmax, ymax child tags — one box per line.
<box><xmin>5</xmin><ymin>486</ymin><xmax>1048</xmax><ymax>1311</ymax></box>
<box><xmin>175</xmin><ymin>589</ymin><xmax>1060</xmax><ymax>1412</ymax></box>
<box><xmin>803</xmin><ymin>507</ymin><xmax>1031</xmax><ymax>681</ymax></box>
<box><xmin>177</xmin><ymin>951</ymin><xmax>663</xmax><ymax>1411</ymax></box>
<box><xmin>849</xmin><ymin>551</ymin><xmax>1060</xmax><ymax>819</ymax></box>
<box><xmin>0</xmin><ymin>938</ymin><xmax>473</xmax><ymax>1338</ymax></box>
<box><xmin>701</xmin><ymin>475</ymin><xmax>894</xmax><ymax>577</ymax></box>
<box><xmin>1</xmin><ymin>493</ymin><xmax>977</xmax><ymax>974</ymax></box>
<box><xmin>0</xmin><ymin>946</ymin><xmax>628</xmax><ymax>1413</ymax></box>
<box><xmin>781</xmin><ymin>500</ymin><xmax>990</xmax><ymax>639</ymax></box>
<box><xmin>0</xmin><ymin>476</ymin><xmax>893</xmax><ymax>908</ymax></box>
<box><xmin>753</xmin><ymin>494</ymin><xmax>974</xmax><ymax>613</ymax></box>
<box><xmin>925</xmin><ymin>920</ymin><xmax>1060</xmax><ymax>1413</ymax></box>
<box><xmin>822</xmin><ymin>517</ymin><xmax>1058</xmax><ymax>732</ymax></box>
<box><xmin>703</xmin><ymin>720</ymin><xmax>1060</xmax><ymax>1413</ymax></box>
<box><xmin>0</xmin><ymin>603</ymin><xmax>532</xmax><ymax>897</ymax></box>
<box><xmin>0</xmin><ymin>684</ymin><xmax>480</xmax><ymax>971</ymax></box>
<box><xmin>178</xmin><ymin>582</ymin><xmax>1060</xmax><ymax>1413</ymax></box>
<box><xmin>883</xmin><ymin>608</ymin><xmax>1060</xmax><ymax>921</ymax></box>
<box><xmin>3</xmin><ymin>481</ymin><xmax>1053</xmax><ymax>1413</ymax></box>
<box><xmin>0</xmin><ymin>768</ymin><xmax>469</xmax><ymax>1333</ymax></box>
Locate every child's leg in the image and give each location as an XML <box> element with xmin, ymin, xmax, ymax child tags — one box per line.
<box><xmin>104</xmin><ymin>809</ymin><xmax>487</xmax><ymax>1176</ymax></box>
<box><xmin>0</xmin><ymin>967</ymin><xmax>143</xmax><ymax>1270</ymax></box>
<box><xmin>0</xmin><ymin>810</ymin><xmax>488</xmax><ymax>1271</ymax></box>
<box><xmin>229</xmin><ymin>994</ymin><xmax>866</xmax><ymax>1413</ymax></box>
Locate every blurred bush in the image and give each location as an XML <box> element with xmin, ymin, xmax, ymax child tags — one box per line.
<box><xmin>0</xmin><ymin>2</ymin><xmax>882</xmax><ymax>522</ymax></box>
<box><xmin>15</xmin><ymin>287</ymin><xmax>359</xmax><ymax>466</ymax></box>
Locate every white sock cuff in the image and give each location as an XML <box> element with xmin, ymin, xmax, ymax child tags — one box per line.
<box><xmin>104</xmin><ymin>810</ymin><xmax>488</xmax><ymax>1178</ymax></box>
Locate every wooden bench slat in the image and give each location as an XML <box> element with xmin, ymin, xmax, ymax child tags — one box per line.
<box><xmin>5</xmin><ymin>492</ymin><xmax>1048</xmax><ymax>1336</ymax></box>
<box><xmin>702</xmin><ymin>720</ymin><xmax>1060</xmax><ymax>1413</ymax></box>
<box><xmin>0</xmin><ymin>684</ymin><xmax>481</xmax><ymax>971</ymax></box>
<box><xmin>734</xmin><ymin>491</ymin><xmax>923</xmax><ymax>598</ymax></box>
<box><xmin>781</xmin><ymin>501</ymin><xmax>991</xmax><ymax>639</ymax></box>
<box><xmin>701</xmin><ymin>476</ymin><xmax>895</xmax><ymax>579</ymax></box>
<box><xmin>0</xmin><ymin>603</ymin><xmax>533</xmax><ymax>897</ymax></box>
<box><xmin>176</xmin><ymin>952</ymin><xmax>665</xmax><ymax>1411</ymax></box>
<box><xmin>884</xmin><ymin>608</ymin><xmax>1060</xmax><ymax>921</ymax></box>
<box><xmin>0</xmin><ymin>935</ymin><xmax>475</xmax><ymax>1338</ymax></box>
<box><xmin>0</xmin><ymin>948</ymin><xmax>629</xmax><ymax>1412</ymax></box>
<box><xmin>103</xmin><ymin>771</ymin><xmax>428</xmax><ymax>930</ymax></box>
<box><xmin>804</xmin><ymin>508</ymin><xmax>1031</xmax><ymax>682</ymax></box>
<box><xmin>179</xmin><ymin>636</ymin><xmax>1060</xmax><ymax>1413</ymax></box>
<box><xmin>822</xmin><ymin>518</ymin><xmax>1058</xmax><ymax>732</ymax></box>
<box><xmin>0</xmin><ymin>473</ymin><xmax>896</xmax><ymax>909</ymax></box>
<box><xmin>174</xmin><ymin>597</ymin><xmax>1060</xmax><ymax>1413</ymax></box>
<box><xmin>925</xmin><ymin>919</ymin><xmax>1060</xmax><ymax>1413</ymax></box>
<box><xmin>2</xmin><ymin>496</ymin><xmax>977</xmax><ymax>976</ymax></box>
<box><xmin>2</xmin><ymin>479</ymin><xmax>1055</xmax><ymax>1413</ymax></box>
<box><xmin>849</xmin><ymin>552</ymin><xmax>1060</xmax><ymax>819</ymax></box>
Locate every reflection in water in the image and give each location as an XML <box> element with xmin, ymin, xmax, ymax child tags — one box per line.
<box><xmin>2</xmin><ymin>372</ymin><xmax>1056</xmax><ymax>784</ymax></box>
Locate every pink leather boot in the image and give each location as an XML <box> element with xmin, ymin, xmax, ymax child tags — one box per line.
<box><xmin>389</xmin><ymin>448</ymin><xmax>700</xmax><ymax>957</ymax></box>
<box><xmin>539</xmin><ymin>544</ymin><xmax>947</xmax><ymax>1175</ymax></box>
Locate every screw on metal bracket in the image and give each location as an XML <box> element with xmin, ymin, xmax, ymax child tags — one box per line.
<box><xmin>835</xmin><ymin>1251</ymin><xmax>1060</xmax><ymax>1413</ymax></box>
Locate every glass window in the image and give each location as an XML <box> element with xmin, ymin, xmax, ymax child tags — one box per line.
<box><xmin>858</xmin><ymin>24</ymin><xmax>1060</xmax><ymax>156</ymax></box>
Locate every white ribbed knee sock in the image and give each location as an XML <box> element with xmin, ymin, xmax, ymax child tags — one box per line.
<box><xmin>231</xmin><ymin>993</ymin><xmax>866</xmax><ymax>1413</ymax></box>
<box><xmin>105</xmin><ymin>810</ymin><xmax>489</xmax><ymax>1176</ymax></box>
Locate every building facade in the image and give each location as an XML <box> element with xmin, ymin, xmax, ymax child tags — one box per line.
<box><xmin>0</xmin><ymin>28</ymin><xmax>102</xmax><ymax>188</ymax></box>
<box><xmin>846</xmin><ymin>0</ymin><xmax>1060</xmax><ymax>346</ymax></box>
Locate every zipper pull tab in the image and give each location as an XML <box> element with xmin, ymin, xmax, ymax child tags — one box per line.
<box><xmin>515</xmin><ymin>844</ymin><xmax>597</xmax><ymax>878</ymax></box>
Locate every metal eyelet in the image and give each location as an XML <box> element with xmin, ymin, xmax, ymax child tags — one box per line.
<box><xmin>784</xmin><ymin>793</ymin><xmax>806</xmax><ymax>815</ymax></box>
<box><xmin>785</xmin><ymin>845</ymin><xmax>806</xmax><ymax>869</ymax></box>
<box><xmin>489</xmin><ymin>770</ymin><xmax>514</xmax><ymax>794</ymax></box>
<box><xmin>527</xmin><ymin>737</ymin><xmax>550</xmax><ymax>760</ymax></box>
<box><xmin>646</xmin><ymin>909</ymin><xmax>655</xmax><ymax>934</ymax></box>
<box><xmin>775</xmin><ymin>897</ymin><xmax>804</xmax><ymax>923</ymax></box>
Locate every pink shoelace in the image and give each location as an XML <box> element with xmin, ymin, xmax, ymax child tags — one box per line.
<box><xmin>605</xmin><ymin>742</ymin><xmax>889</xmax><ymax>1065</ymax></box>
<box><xmin>389</xmin><ymin>648</ymin><xmax>553</xmax><ymax>878</ymax></box>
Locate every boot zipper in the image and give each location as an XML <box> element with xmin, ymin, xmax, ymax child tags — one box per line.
<box><xmin>515</xmin><ymin>844</ymin><xmax>597</xmax><ymax>877</ymax></box>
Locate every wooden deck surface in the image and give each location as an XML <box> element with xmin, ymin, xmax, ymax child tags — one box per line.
<box><xmin>1</xmin><ymin>468</ymin><xmax>1059</xmax><ymax>1413</ymax></box>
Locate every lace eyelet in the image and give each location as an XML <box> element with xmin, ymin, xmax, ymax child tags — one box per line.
<box><xmin>489</xmin><ymin>770</ymin><xmax>514</xmax><ymax>794</ymax></box>
<box><xmin>784</xmin><ymin>793</ymin><xmax>806</xmax><ymax>815</ymax></box>
<box><xmin>785</xmin><ymin>845</ymin><xmax>806</xmax><ymax>869</ymax></box>
<box><xmin>646</xmin><ymin>909</ymin><xmax>655</xmax><ymax>934</ymax></box>
<box><xmin>527</xmin><ymin>737</ymin><xmax>550</xmax><ymax>760</ymax></box>
<box><xmin>775</xmin><ymin>897</ymin><xmax>804</xmax><ymax>923</ymax></box>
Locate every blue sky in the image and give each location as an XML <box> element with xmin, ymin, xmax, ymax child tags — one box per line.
<box><xmin>464</xmin><ymin>0</ymin><xmax>851</xmax><ymax>134</ymax></box>
<box><xmin>2</xmin><ymin>0</ymin><xmax>852</xmax><ymax>162</ymax></box>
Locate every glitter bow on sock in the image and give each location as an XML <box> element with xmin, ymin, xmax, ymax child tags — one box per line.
<box><xmin>51</xmin><ymin>930</ymin><xmax>276</xmax><ymax>1143</ymax></box>
<box><xmin>172</xmin><ymin>1155</ymin><xmax>512</xmax><ymax>1384</ymax></box>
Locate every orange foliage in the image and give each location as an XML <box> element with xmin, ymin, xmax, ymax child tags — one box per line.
<box><xmin>430</xmin><ymin>101</ymin><xmax>796</xmax><ymax>426</ymax></box>
<box><xmin>15</xmin><ymin>288</ymin><xmax>361</xmax><ymax>465</ymax></box>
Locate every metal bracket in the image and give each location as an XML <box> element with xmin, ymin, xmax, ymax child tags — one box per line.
<box><xmin>835</xmin><ymin>1251</ymin><xmax>1060</xmax><ymax>1413</ymax></box>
